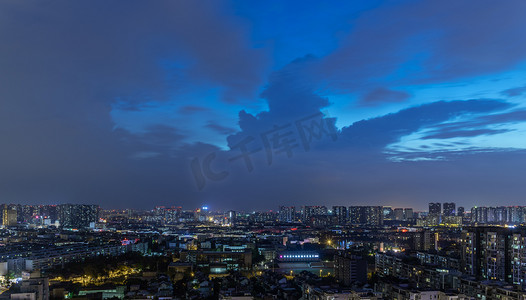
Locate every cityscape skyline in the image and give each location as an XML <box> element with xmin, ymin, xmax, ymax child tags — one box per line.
<box><xmin>0</xmin><ymin>201</ymin><xmax>515</xmax><ymax>213</ymax></box>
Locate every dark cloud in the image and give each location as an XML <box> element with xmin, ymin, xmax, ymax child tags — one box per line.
<box><xmin>205</xmin><ymin>122</ymin><xmax>237</xmax><ymax>135</ymax></box>
<box><xmin>139</xmin><ymin>125</ymin><xmax>186</xmax><ymax>148</ymax></box>
<box><xmin>0</xmin><ymin>0</ymin><xmax>267</xmax><ymax>104</ymax></box>
<box><xmin>0</xmin><ymin>0</ymin><xmax>267</xmax><ymax>208</ymax></box>
<box><xmin>228</xmin><ymin>56</ymin><xmax>333</xmax><ymax>148</ymax></box>
<box><xmin>317</xmin><ymin>1</ymin><xmax>526</xmax><ymax>91</ymax></box>
<box><xmin>423</xmin><ymin>107</ymin><xmax>526</xmax><ymax>136</ymax></box>
<box><xmin>480</xmin><ymin>109</ymin><xmax>526</xmax><ymax>124</ymax></box>
<box><xmin>359</xmin><ymin>87</ymin><xmax>410</xmax><ymax>106</ymax></box>
<box><xmin>502</xmin><ymin>85</ymin><xmax>526</xmax><ymax>97</ymax></box>
<box><xmin>339</xmin><ymin>99</ymin><xmax>511</xmax><ymax>150</ymax></box>
<box><xmin>421</xmin><ymin>129</ymin><xmax>511</xmax><ymax>140</ymax></box>
<box><xmin>179</xmin><ymin>106</ymin><xmax>211</xmax><ymax>114</ymax></box>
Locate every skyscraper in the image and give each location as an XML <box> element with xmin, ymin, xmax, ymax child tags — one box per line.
<box><xmin>278</xmin><ymin>206</ymin><xmax>295</xmax><ymax>223</ymax></box>
<box><xmin>303</xmin><ymin>206</ymin><xmax>328</xmax><ymax>220</ymax></box>
<box><xmin>2</xmin><ymin>205</ymin><xmax>17</xmax><ymax>226</ymax></box>
<box><xmin>228</xmin><ymin>210</ymin><xmax>237</xmax><ymax>225</ymax></box>
<box><xmin>443</xmin><ymin>202</ymin><xmax>456</xmax><ymax>216</ymax></box>
<box><xmin>349</xmin><ymin>206</ymin><xmax>383</xmax><ymax>226</ymax></box>
<box><xmin>332</xmin><ymin>206</ymin><xmax>348</xmax><ymax>225</ymax></box>
<box><xmin>457</xmin><ymin>206</ymin><xmax>465</xmax><ymax>217</ymax></box>
<box><xmin>58</xmin><ymin>204</ymin><xmax>99</xmax><ymax>228</ymax></box>
<box><xmin>392</xmin><ymin>208</ymin><xmax>413</xmax><ymax>221</ymax></box>
<box><xmin>382</xmin><ymin>206</ymin><xmax>393</xmax><ymax>220</ymax></box>
<box><xmin>429</xmin><ymin>202</ymin><xmax>441</xmax><ymax>215</ymax></box>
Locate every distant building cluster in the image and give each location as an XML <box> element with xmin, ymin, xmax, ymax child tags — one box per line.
<box><xmin>1</xmin><ymin>204</ymin><xmax>99</xmax><ymax>228</ymax></box>
<box><xmin>274</xmin><ymin>203</ymin><xmax>525</xmax><ymax>228</ymax></box>
<box><xmin>471</xmin><ymin>206</ymin><xmax>526</xmax><ymax>224</ymax></box>
<box><xmin>3</xmin><ymin>202</ymin><xmax>526</xmax><ymax>229</ymax></box>
<box><xmin>1</xmin><ymin>201</ymin><xmax>526</xmax><ymax>299</ymax></box>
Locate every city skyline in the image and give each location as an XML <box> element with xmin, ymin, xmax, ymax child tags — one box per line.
<box><xmin>2</xmin><ymin>1</ymin><xmax>526</xmax><ymax>211</ymax></box>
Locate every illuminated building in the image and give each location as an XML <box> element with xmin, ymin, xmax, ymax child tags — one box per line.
<box><xmin>462</xmin><ymin>226</ymin><xmax>526</xmax><ymax>287</ymax></box>
<box><xmin>443</xmin><ymin>202</ymin><xmax>456</xmax><ymax>217</ymax></box>
<box><xmin>278</xmin><ymin>251</ymin><xmax>320</xmax><ymax>262</ymax></box>
<box><xmin>349</xmin><ymin>206</ymin><xmax>383</xmax><ymax>226</ymax></box>
<box><xmin>278</xmin><ymin>206</ymin><xmax>296</xmax><ymax>223</ymax></box>
<box><xmin>2</xmin><ymin>206</ymin><xmax>17</xmax><ymax>226</ymax></box>
<box><xmin>58</xmin><ymin>204</ymin><xmax>99</xmax><ymax>228</ymax></box>
<box><xmin>332</xmin><ymin>206</ymin><xmax>348</xmax><ymax>225</ymax></box>
<box><xmin>429</xmin><ymin>202</ymin><xmax>441</xmax><ymax>215</ymax></box>
<box><xmin>303</xmin><ymin>206</ymin><xmax>328</xmax><ymax>220</ymax></box>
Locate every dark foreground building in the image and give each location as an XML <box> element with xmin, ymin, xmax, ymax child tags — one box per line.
<box><xmin>334</xmin><ymin>252</ymin><xmax>367</xmax><ymax>286</ymax></box>
<box><xmin>462</xmin><ymin>226</ymin><xmax>526</xmax><ymax>288</ymax></box>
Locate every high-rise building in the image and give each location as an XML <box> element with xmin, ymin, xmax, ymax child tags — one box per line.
<box><xmin>334</xmin><ymin>253</ymin><xmax>367</xmax><ymax>286</ymax></box>
<box><xmin>443</xmin><ymin>202</ymin><xmax>456</xmax><ymax>216</ymax></box>
<box><xmin>165</xmin><ymin>207</ymin><xmax>181</xmax><ymax>223</ymax></box>
<box><xmin>393</xmin><ymin>208</ymin><xmax>404</xmax><ymax>221</ymax></box>
<box><xmin>413</xmin><ymin>230</ymin><xmax>438</xmax><ymax>251</ymax></box>
<box><xmin>506</xmin><ymin>206</ymin><xmax>523</xmax><ymax>223</ymax></box>
<box><xmin>252</xmin><ymin>211</ymin><xmax>277</xmax><ymax>223</ymax></box>
<box><xmin>472</xmin><ymin>206</ymin><xmax>487</xmax><ymax>223</ymax></box>
<box><xmin>2</xmin><ymin>206</ymin><xmax>17</xmax><ymax>226</ymax></box>
<box><xmin>429</xmin><ymin>203</ymin><xmax>441</xmax><ymax>215</ymax></box>
<box><xmin>404</xmin><ymin>208</ymin><xmax>414</xmax><ymax>220</ymax></box>
<box><xmin>58</xmin><ymin>204</ymin><xmax>99</xmax><ymax>228</ymax></box>
<box><xmin>471</xmin><ymin>206</ymin><xmax>526</xmax><ymax>224</ymax></box>
<box><xmin>382</xmin><ymin>206</ymin><xmax>393</xmax><ymax>220</ymax></box>
<box><xmin>303</xmin><ymin>206</ymin><xmax>328</xmax><ymax>220</ymax></box>
<box><xmin>154</xmin><ymin>206</ymin><xmax>182</xmax><ymax>224</ymax></box>
<box><xmin>462</xmin><ymin>226</ymin><xmax>526</xmax><ymax>288</ymax></box>
<box><xmin>494</xmin><ymin>207</ymin><xmax>506</xmax><ymax>223</ymax></box>
<box><xmin>17</xmin><ymin>204</ymin><xmax>35</xmax><ymax>223</ymax></box>
<box><xmin>349</xmin><ymin>206</ymin><xmax>383</xmax><ymax>226</ymax></box>
<box><xmin>457</xmin><ymin>206</ymin><xmax>465</xmax><ymax>217</ymax></box>
<box><xmin>228</xmin><ymin>210</ymin><xmax>237</xmax><ymax>225</ymax></box>
<box><xmin>392</xmin><ymin>208</ymin><xmax>413</xmax><ymax>221</ymax></box>
<box><xmin>332</xmin><ymin>206</ymin><xmax>348</xmax><ymax>225</ymax></box>
<box><xmin>38</xmin><ymin>205</ymin><xmax>58</xmax><ymax>223</ymax></box>
<box><xmin>278</xmin><ymin>206</ymin><xmax>296</xmax><ymax>223</ymax></box>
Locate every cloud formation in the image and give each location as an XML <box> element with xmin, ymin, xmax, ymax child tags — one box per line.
<box><xmin>317</xmin><ymin>0</ymin><xmax>526</xmax><ymax>91</ymax></box>
<box><xmin>359</xmin><ymin>88</ymin><xmax>411</xmax><ymax>106</ymax></box>
<box><xmin>502</xmin><ymin>85</ymin><xmax>526</xmax><ymax>97</ymax></box>
<box><xmin>0</xmin><ymin>0</ymin><xmax>266</xmax><ymax>207</ymax></box>
<box><xmin>1</xmin><ymin>0</ymin><xmax>526</xmax><ymax>211</ymax></box>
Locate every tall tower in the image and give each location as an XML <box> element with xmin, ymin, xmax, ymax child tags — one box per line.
<box><xmin>2</xmin><ymin>206</ymin><xmax>17</xmax><ymax>226</ymax></box>
<box><xmin>443</xmin><ymin>202</ymin><xmax>456</xmax><ymax>216</ymax></box>
<box><xmin>428</xmin><ymin>202</ymin><xmax>441</xmax><ymax>215</ymax></box>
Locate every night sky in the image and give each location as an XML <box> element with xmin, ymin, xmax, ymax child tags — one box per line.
<box><xmin>2</xmin><ymin>0</ymin><xmax>526</xmax><ymax>211</ymax></box>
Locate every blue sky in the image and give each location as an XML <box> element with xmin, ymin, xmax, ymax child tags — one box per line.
<box><xmin>2</xmin><ymin>0</ymin><xmax>526</xmax><ymax>210</ymax></box>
